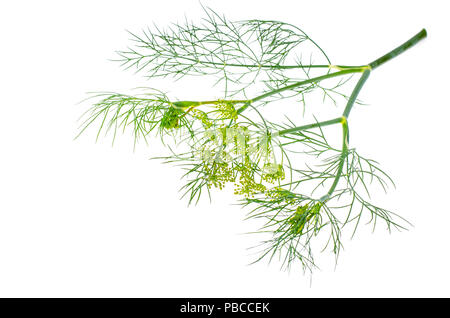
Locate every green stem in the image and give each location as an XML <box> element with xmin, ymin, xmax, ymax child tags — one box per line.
<box><xmin>369</xmin><ymin>29</ymin><xmax>427</xmax><ymax>70</ymax></box>
<box><xmin>321</xmin><ymin>69</ymin><xmax>372</xmax><ymax>202</ymax></box>
<box><xmin>277</xmin><ymin>117</ymin><xmax>344</xmax><ymax>136</ymax></box>
<box><xmin>320</xmin><ymin>119</ymin><xmax>349</xmax><ymax>202</ymax></box>
<box><xmin>237</xmin><ymin>67</ymin><xmax>368</xmax><ymax>114</ymax></box>
<box><xmin>180</xmin><ymin>56</ymin><xmax>365</xmax><ymax>70</ymax></box>
<box><xmin>252</xmin><ymin>69</ymin><xmax>367</xmax><ymax>103</ymax></box>
<box><xmin>342</xmin><ymin>69</ymin><xmax>371</xmax><ymax>118</ymax></box>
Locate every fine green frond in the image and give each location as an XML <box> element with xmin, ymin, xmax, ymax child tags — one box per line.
<box><xmin>239</xmin><ymin>128</ymin><xmax>406</xmax><ymax>271</ymax></box>
<box><xmin>115</xmin><ymin>6</ymin><xmax>331</xmax><ymax>97</ymax></box>
<box><xmin>76</xmin><ymin>89</ymin><xmax>191</xmax><ymax>146</ymax></box>
<box><xmin>77</xmin><ymin>6</ymin><xmax>426</xmax><ymax>273</ymax></box>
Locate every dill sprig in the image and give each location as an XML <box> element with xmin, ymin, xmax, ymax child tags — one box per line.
<box><xmin>77</xmin><ymin>6</ymin><xmax>426</xmax><ymax>273</ymax></box>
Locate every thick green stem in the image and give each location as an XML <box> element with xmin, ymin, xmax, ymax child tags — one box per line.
<box><xmin>342</xmin><ymin>69</ymin><xmax>371</xmax><ymax>118</ymax></box>
<box><xmin>369</xmin><ymin>29</ymin><xmax>427</xmax><ymax>70</ymax></box>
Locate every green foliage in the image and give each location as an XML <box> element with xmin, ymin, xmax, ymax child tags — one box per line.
<box><xmin>77</xmin><ymin>6</ymin><xmax>426</xmax><ymax>273</ymax></box>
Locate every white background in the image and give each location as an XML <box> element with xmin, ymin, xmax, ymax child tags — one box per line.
<box><xmin>0</xmin><ymin>0</ymin><xmax>449</xmax><ymax>297</ymax></box>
